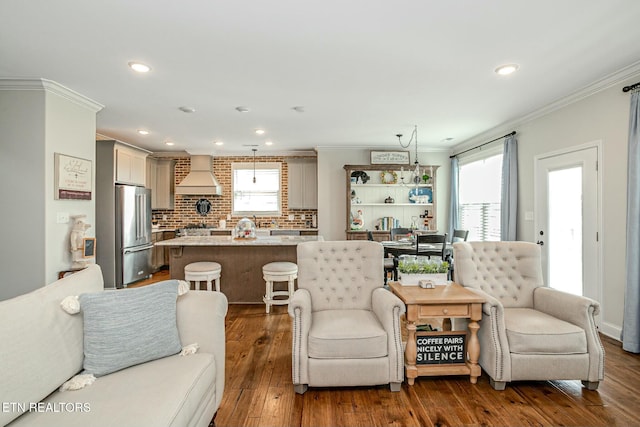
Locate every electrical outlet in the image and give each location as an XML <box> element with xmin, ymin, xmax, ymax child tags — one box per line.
<box><xmin>300</xmin><ymin>214</ymin><xmax>305</xmax><ymax>220</ymax></box>
<box><xmin>288</xmin><ymin>214</ymin><xmax>295</xmax><ymax>221</ymax></box>
<box><xmin>162</xmin><ymin>214</ymin><xmax>168</xmax><ymax>221</ymax></box>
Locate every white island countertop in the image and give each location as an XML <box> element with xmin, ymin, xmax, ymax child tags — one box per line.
<box><xmin>156</xmin><ymin>235</ymin><xmax>323</xmax><ymax>246</ymax></box>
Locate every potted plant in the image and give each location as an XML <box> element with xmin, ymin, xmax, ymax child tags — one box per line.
<box><xmin>397</xmin><ymin>255</ymin><xmax>449</xmax><ymax>286</ymax></box>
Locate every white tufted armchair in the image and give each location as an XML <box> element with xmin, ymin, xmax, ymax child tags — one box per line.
<box><xmin>288</xmin><ymin>240</ymin><xmax>406</xmax><ymax>394</ymax></box>
<box><xmin>453</xmin><ymin>241</ymin><xmax>604</xmax><ymax>390</ymax></box>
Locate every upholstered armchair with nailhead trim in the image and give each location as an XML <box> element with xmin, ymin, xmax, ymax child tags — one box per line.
<box><xmin>288</xmin><ymin>240</ymin><xmax>406</xmax><ymax>394</ymax></box>
<box><xmin>453</xmin><ymin>241</ymin><xmax>604</xmax><ymax>390</ymax></box>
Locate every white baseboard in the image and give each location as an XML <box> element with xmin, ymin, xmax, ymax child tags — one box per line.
<box><xmin>599</xmin><ymin>321</ymin><xmax>622</xmax><ymax>341</ymax></box>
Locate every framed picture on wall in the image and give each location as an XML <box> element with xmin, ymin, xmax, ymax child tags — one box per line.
<box><xmin>54</xmin><ymin>153</ymin><xmax>92</xmax><ymax>200</ymax></box>
<box><xmin>82</xmin><ymin>237</ymin><xmax>96</xmax><ymax>258</ymax></box>
<box><xmin>370</xmin><ymin>150</ymin><xmax>410</xmax><ymax>165</ymax></box>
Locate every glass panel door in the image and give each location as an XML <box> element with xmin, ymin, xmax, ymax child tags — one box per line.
<box><xmin>547</xmin><ymin>166</ymin><xmax>583</xmax><ymax>295</ymax></box>
<box><xmin>535</xmin><ymin>146</ymin><xmax>599</xmax><ymax>301</ymax></box>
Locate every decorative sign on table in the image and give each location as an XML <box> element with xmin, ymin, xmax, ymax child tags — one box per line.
<box><xmin>370</xmin><ymin>150</ymin><xmax>410</xmax><ymax>165</ymax></box>
<box><xmin>54</xmin><ymin>153</ymin><xmax>92</xmax><ymax>200</ymax></box>
<box><xmin>416</xmin><ymin>331</ymin><xmax>467</xmax><ymax>365</ymax></box>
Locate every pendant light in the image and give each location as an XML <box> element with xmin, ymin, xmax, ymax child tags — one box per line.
<box><xmin>252</xmin><ymin>148</ymin><xmax>257</xmax><ymax>183</ymax></box>
<box><xmin>396</xmin><ymin>125</ymin><xmax>421</xmax><ymax>189</ymax></box>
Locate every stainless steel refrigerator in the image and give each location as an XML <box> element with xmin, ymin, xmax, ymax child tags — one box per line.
<box><xmin>97</xmin><ymin>184</ymin><xmax>153</xmax><ymax>288</ymax></box>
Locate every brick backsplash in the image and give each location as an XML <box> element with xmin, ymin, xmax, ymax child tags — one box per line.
<box><xmin>152</xmin><ymin>155</ymin><xmax>318</xmax><ymax>230</ymax></box>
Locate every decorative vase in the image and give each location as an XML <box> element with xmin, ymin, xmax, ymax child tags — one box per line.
<box><xmin>350</xmin><ymin>209</ymin><xmax>364</xmax><ymax>230</ymax></box>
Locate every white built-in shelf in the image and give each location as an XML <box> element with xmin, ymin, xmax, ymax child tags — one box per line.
<box><xmin>344</xmin><ymin>164</ymin><xmax>439</xmax><ymax>239</ymax></box>
<box><xmin>352</xmin><ymin>203</ymin><xmax>433</xmax><ymax>207</ymax></box>
<box><xmin>351</xmin><ymin>184</ymin><xmax>433</xmax><ymax>188</ymax></box>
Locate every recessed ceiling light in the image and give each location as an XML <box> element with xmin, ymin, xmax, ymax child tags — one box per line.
<box><xmin>214</xmin><ymin>141</ymin><xmax>224</xmax><ymax>146</ymax></box>
<box><xmin>128</xmin><ymin>62</ymin><xmax>151</xmax><ymax>73</ymax></box>
<box><xmin>442</xmin><ymin>137</ymin><xmax>454</xmax><ymax>142</ymax></box>
<box><xmin>178</xmin><ymin>106</ymin><xmax>196</xmax><ymax>113</ymax></box>
<box><xmin>165</xmin><ymin>141</ymin><xmax>175</xmax><ymax>146</ymax></box>
<box><xmin>292</xmin><ymin>106</ymin><xmax>305</xmax><ymax>113</ymax></box>
<box><xmin>137</xmin><ymin>129</ymin><xmax>149</xmax><ymax>135</ymax></box>
<box><xmin>265</xmin><ymin>141</ymin><xmax>273</xmax><ymax>146</ymax></box>
<box><xmin>235</xmin><ymin>106</ymin><xmax>250</xmax><ymax>113</ymax></box>
<box><xmin>255</xmin><ymin>129</ymin><xmax>265</xmax><ymax>135</ymax></box>
<box><xmin>495</xmin><ymin>64</ymin><xmax>519</xmax><ymax>76</ymax></box>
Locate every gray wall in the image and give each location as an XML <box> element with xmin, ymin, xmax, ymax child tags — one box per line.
<box><xmin>0</xmin><ymin>79</ymin><xmax>101</xmax><ymax>301</ymax></box>
<box><xmin>0</xmin><ymin>88</ymin><xmax>47</xmax><ymax>300</ymax></box>
<box><xmin>450</xmin><ymin>71</ymin><xmax>640</xmax><ymax>339</ymax></box>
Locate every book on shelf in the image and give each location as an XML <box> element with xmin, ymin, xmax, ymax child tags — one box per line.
<box><xmin>378</xmin><ymin>216</ymin><xmax>399</xmax><ymax>231</ymax></box>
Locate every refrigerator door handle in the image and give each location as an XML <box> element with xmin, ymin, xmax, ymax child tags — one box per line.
<box><xmin>136</xmin><ymin>194</ymin><xmax>142</xmax><ymax>240</ymax></box>
<box><xmin>123</xmin><ymin>244</ymin><xmax>154</xmax><ymax>255</ymax></box>
<box><xmin>135</xmin><ymin>192</ymin><xmax>148</xmax><ymax>241</ymax></box>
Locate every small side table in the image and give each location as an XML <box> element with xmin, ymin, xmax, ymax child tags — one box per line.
<box><xmin>389</xmin><ymin>281</ymin><xmax>485</xmax><ymax>385</ymax></box>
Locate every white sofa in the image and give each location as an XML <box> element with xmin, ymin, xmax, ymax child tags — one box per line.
<box><xmin>0</xmin><ymin>265</ymin><xmax>227</xmax><ymax>427</ymax></box>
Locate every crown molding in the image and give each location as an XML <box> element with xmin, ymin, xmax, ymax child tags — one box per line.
<box><xmin>452</xmin><ymin>60</ymin><xmax>640</xmax><ymax>153</ymax></box>
<box><xmin>315</xmin><ymin>145</ymin><xmax>449</xmax><ymax>153</ymax></box>
<box><xmin>0</xmin><ymin>78</ymin><xmax>103</xmax><ymax>112</ymax></box>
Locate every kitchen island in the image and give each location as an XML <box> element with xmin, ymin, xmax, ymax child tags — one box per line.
<box><xmin>155</xmin><ymin>235</ymin><xmax>323</xmax><ymax>303</ymax></box>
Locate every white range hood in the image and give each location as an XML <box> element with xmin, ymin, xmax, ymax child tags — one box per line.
<box><xmin>175</xmin><ymin>155</ymin><xmax>223</xmax><ymax>195</ymax></box>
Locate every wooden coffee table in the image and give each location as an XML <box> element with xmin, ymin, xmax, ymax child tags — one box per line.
<box><xmin>389</xmin><ymin>281</ymin><xmax>485</xmax><ymax>385</ymax></box>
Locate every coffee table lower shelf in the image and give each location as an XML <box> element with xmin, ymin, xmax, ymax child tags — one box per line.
<box><xmin>390</xmin><ymin>281</ymin><xmax>485</xmax><ymax>386</ymax></box>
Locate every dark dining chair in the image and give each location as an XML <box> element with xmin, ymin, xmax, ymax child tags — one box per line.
<box><xmin>368</xmin><ymin>231</ymin><xmax>397</xmax><ymax>284</ymax></box>
<box><xmin>390</xmin><ymin>227</ymin><xmax>412</xmax><ymax>241</ymax></box>
<box><xmin>451</xmin><ymin>229</ymin><xmax>469</xmax><ymax>243</ymax></box>
<box><xmin>415</xmin><ymin>233</ymin><xmax>448</xmax><ymax>259</ymax></box>
<box><xmin>448</xmin><ymin>230</ymin><xmax>468</xmax><ymax>280</ymax></box>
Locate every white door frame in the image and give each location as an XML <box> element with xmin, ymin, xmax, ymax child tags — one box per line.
<box><xmin>533</xmin><ymin>141</ymin><xmax>603</xmax><ymax>315</ymax></box>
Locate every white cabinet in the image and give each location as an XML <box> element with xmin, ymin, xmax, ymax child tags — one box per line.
<box><xmin>146</xmin><ymin>157</ymin><xmax>158</xmax><ymax>202</ymax></box>
<box><xmin>288</xmin><ymin>159</ymin><xmax>317</xmax><ymax>209</ymax></box>
<box><xmin>115</xmin><ymin>145</ymin><xmax>147</xmax><ymax>186</ymax></box>
<box><xmin>147</xmin><ymin>158</ymin><xmax>175</xmax><ymax>210</ymax></box>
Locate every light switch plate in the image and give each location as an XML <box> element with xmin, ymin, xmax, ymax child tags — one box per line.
<box><xmin>300</xmin><ymin>214</ymin><xmax>305</xmax><ymax>220</ymax></box>
<box><xmin>524</xmin><ymin>211</ymin><xmax>534</xmax><ymax>221</ymax></box>
<box><xmin>56</xmin><ymin>212</ymin><xmax>69</xmax><ymax>224</ymax></box>
<box><xmin>288</xmin><ymin>214</ymin><xmax>295</xmax><ymax>221</ymax></box>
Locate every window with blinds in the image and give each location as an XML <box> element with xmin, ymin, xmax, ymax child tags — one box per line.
<box><xmin>458</xmin><ymin>151</ymin><xmax>503</xmax><ymax>241</ymax></box>
<box><xmin>232</xmin><ymin>162</ymin><xmax>281</xmax><ymax>215</ymax></box>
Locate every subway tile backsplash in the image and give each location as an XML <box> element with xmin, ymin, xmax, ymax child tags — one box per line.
<box><xmin>151</xmin><ymin>155</ymin><xmax>317</xmax><ymax>230</ymax></box>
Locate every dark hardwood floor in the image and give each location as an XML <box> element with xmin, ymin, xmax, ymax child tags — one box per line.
<box><xmin>143</xmin><ymin>271</ymin><xmax>640</xmax><ymax>426</ymax></box>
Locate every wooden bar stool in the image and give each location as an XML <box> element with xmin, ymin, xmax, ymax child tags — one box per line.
<box><xmin>262</xmin><ymin>261</ymin><xmax>298</xmax><ymax>313</ymax></box>
<box><xmin>184</xmin><ymin>261</ymin><xmax>222</xmax><ymax>292</ymax></box>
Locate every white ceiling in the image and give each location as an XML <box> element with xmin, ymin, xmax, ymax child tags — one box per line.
<box><xmin>2</xmin><ymin>0</ymin><xmax>640</xmax><ymax>155</ymax></box>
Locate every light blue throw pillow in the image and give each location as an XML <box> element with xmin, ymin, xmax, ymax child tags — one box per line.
<box><xmin>78</xmin><ymin>280</ymin><xmax>182</xmax><ymax>377</ymax></box>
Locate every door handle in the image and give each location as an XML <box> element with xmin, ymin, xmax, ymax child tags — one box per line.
<box><xmin>123</xmin><ymin>244</ymin><xmax>153</xmax><ymax>254</ymax></box>
<box><xmin>536</xmin><ymin>240</ymin><xmax>544</xmax><ymax>246</ymax></box>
